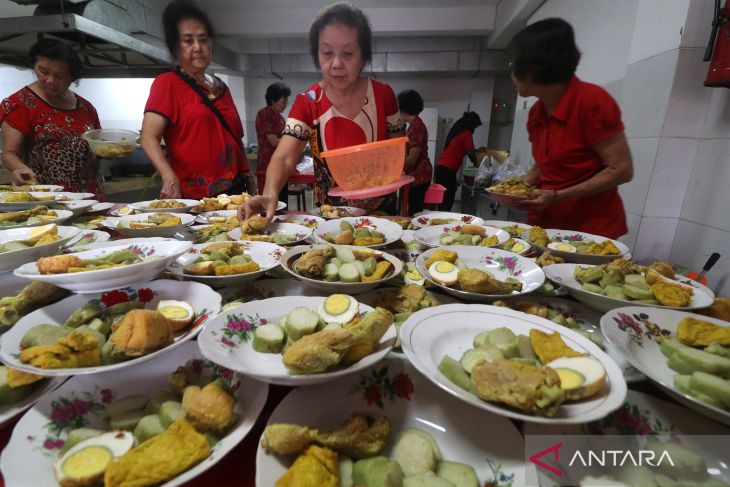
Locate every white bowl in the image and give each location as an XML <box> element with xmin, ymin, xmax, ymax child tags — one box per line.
<box><xmin>415</xmin><ymin>245</ymin><xmax>545</xmax><ymax>302</ymax></box>
<box><xmin>103</xmin><ymin>212</ymin><xmax>196</xmax><ymax>238</ymax></box>
<box><xmin>1</xmin><ymin>341</ymin><xmax>267</xmax><ymax>487</ymax></box>
<box><xmin>0</xmin><ymin>226</ymin><xmax>81</xmax><ymax>273</ymax></box>
<box><xmin>0</xmin><ymin>192</ymin><xmax>61</xmax><ymax>210</ymax></box>
<box><xmin>198</xmin><ymin>296</ymin><xmax>396</xmax><ymax>386</ymax></box>
<box><xmin>0</xmin><ymin>279</ymin><xmax>221</xmax><ymax>376</ymax></box>
<box><xmin>542</xmin><ymin>263</ymin><xmax>715</xmax><ymax>312</ymax></box>
<box><xmin>168</xmin><ymin>241</ymin><xmax>286</xmax><ymax>287</ymax></box>
<box><xmin>313</xmin><ymin>216</ymin><xmax>403</xmax><ymax>249</ymax></box>
<box><xmin>64</xmin><ymin>229</ymin><xmax>110</xmax><ymax>250</ymax></box>
<box><xmin>56</xmin><ymin>199</ymin><xmax>98</xmax><ymax>216</ymax></box>
<box><xmin>272</xmin><ymin>214</ymin><xmax>325</xmax><ymax>228</ymax></box>
<box><xmin>87</xmin><ymin>202</ymin><xmax>115</xmax><ymax>213</ymax></box>
<box><xmin>0</xmin><ymin>209</ymin><xmax>74</xmax><ymax>230</ymax></box>
<box><xmin>281</xmin><ymin>244</ymin><xmax>403</xmax><ymax>294</ymax></box>
<box><xmin>311</xmin><ymin>205</ymin><xmax>367</xmax><ymax>219</ymax></box>
<box><xmin>13</xmin><ymin>239</ymin><xmax>192</xmax><ymax>293</ymax></box>
<box><xmin>128</xmin><ymin>199</ymin><xmax>201</xmax><ymax>213</ymax></box>
<box><xmin>401</xmin><ymin>303</ymin><xmax>627</xmax><ymax>424</ymax></box>
<box><xmin>410</xmin><ymin>211</ymin><xmax>484</xmax><ymax>229</ymax></box>
<box><xmin>522</xmin><ymin>228</ymin><xmax>631</xmax><ymax>264</ymax></box>
<box><xmin>414</xmin><ymin>223</ymin><xmax>510</xmax><ymax>248</ymax></box>
<box><xmin>228</xmin><ymin>222</ymin><xmax>313</xmax><ymax>246</ymax></box>
<box><xmin>53</xmin><ymin>192</ymin><xmax>95</xmax><ymax>201</ymax></box>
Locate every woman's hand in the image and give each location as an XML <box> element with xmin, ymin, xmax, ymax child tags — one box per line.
<box><xmin>511</xmin><ymin>189</ymin><xmax>559</xmax><ymax>211</ymax></box>
<box><xmin>160</xmin><ymin>173</ymin><xmax>182</xmax><ymax>199</ymax></box>
<box><xmin>11</xmin><ymin>167</ymin><xmax>37</xmax><ymax>185</ymax></box>
<box><xmin>240</xmin><ymin>195</ymin><xmax>277</xmax><ymax>221</ymax></box>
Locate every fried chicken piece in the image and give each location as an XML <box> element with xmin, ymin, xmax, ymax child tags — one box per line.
<box><xmin>182</xmin><ymin>383</ymin><xmax>235</xmax><ymax>433</ymax></box>
<box><xmin>535</xmin><ymin>251</ymin><xmax>564</xmax><ymax>267</ymax></box>
<box><xmin>275</xmin><ymin>445</ymin><xmax>339</xmax><ymax>487</ymax></box>
<box><xmin>261</xmin><ymin>413</ymin><xmax>391</xmax><ymax>458</ymax></box>
<box><xmin>334</xmin><ymin>230</ymin><xmax>354</xmax><ymax>245</ymax></box>
<box><xmin>0</xmin><ymin>206</ymin><xmax>49</xmax><ymax>223</ymax></box>
<box><xmin>647</xmin><ymin>261</ymin><xmax>676</xmax><ymax>279</ymax></box>
<box><xmin>697</xmin><ymin>298</ymin><xmax>730</xmax><ymax>323</ymax></box>
<box><xmin>373</xmin><ymin>284</ymin><xmax>439</xmax><ymax>314</ymax></box>
<box><xmin>240</xmin><ymin>214</ymin><xmax>269</xmax><ymax>235</ymax></box>
<box><xmin>461</xmin><ymin>224</ymin><xmax>486</xmax><ymax>236</ymax></box>
<box><xmin>293</xmin><ymin>248</ymin><xmax>330</xmax><ymax>278</ymax></box>
<box><xmin>19</xmin><ymin>330</ymin><xmax>101</xmax><ymax>369</ymax></box>
<box><xmin>424</xmin><ymin>249</ymin><xmax>458</xmax><ymax>269</ymax></box>
<box><xmin>458</xmin><ymin>268</ymin><xmax>522</xmax><ymax>294</ymax></box>
<box><xmin>0</xmin><ymin>281</ymin><xmax>68</xmax><ymax>326</ymax></box>
<box><xmin>606</xmin><ymin>259</ymin><xmax>642</xmax><ymax>276</ymax></box>
<box><xmin>36</xmin><ymin>255</ymin><xmax>85</xmax><ymax>274</ymax></box>
<box><xmin>110</xmin><ymin>309</ymin><xmax>174</xmax><ymax>357</ymax></box>
<box><xmin>528</xmin><ymin>226</ymin><xmax>549</xmax><ymax>247</ymax></box>
<box><xmin>282</xmin><ymin>307</ymin><xmax>394</xmax><ymax>374</ymax></box>
<box><xmin>471</xmin><ymin>359</ymin><xmax>565</xmax><ymax>417</ymax></box>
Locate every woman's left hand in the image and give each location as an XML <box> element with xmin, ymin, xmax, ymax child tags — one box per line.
<box><xmin>512</xmin><ymin>189</ymin><xmax>559</xmax><ymax>211</ymax></box>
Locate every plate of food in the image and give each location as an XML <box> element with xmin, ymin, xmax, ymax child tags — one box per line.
<box><xmin>188</xmin><ymin>224</ymin><xmax>233</xmax><ymax>244</ymax></box>
<box><xmin>0</xmin><ymin>225</ymin><xmax>81</xmax><ymax>274</ymax></box>
<box><xmin>228</xmin><ymin>216</ymin><xmax>312</xmax><ymax>245</ymax></box>
<box><xmin>376</xmin><ymin>214</ymin><xmax>414</xmax><ymax>229</ymax></box>
<box><xmin>0</xmin><ymin>192</ymin><xmax>60</xmax><ymax>210</ymax></box>
<box><xmin>0</xmin><ymin>366</ymin><xmax>65</xmax><ymax>429</ymax></box>
<box><xmin>168</xmin><ymin>241</ymin><xmax>285</xmax><ymax>286</ymax></box>
<box><xmin>63</xmin><ymin>229</ymin><xmax>110</xmax><ymax>250</ymax></box>
<box><xmin>199</xmin><ymin>295</ymin><xmax>396</xmax><ymax>386</ymax></box>
<box><xmin>281</xmin><ymin>244</ymin><xmax>403</xmax><ymax>294</ymax></box>
<box><xmin>194</xmin><ymin>209</ymin><xmax>239</xmax><ymax>225</ymax></box>
<box><xmin>272</xmin><ymin>214</ymin><xmax>325</xmax><ymax>228</ymax></box>
<box><xmin>87</xmin><ymin>202</ymin><xmax>115</xmax><ymax>214</ymax></box>
<box><xmin>402</xmin><ymin>303</ymin><xmax>627</xmax><ymax>423</ymax></box>
<box><xmin>414</xmin><ymin>223</ymin><xmax>509</xmax><ymax>248</ymax></box>
<box><xmin>108</xmin><ymin>206</ymin><xmax>136</xmax><ymax>217</ymax></box>
<box><xmin>410</xmin><ymin>211</ymin><xmax>484</xmax><ymax>229</ymax></box>
<box><xmin>0</xmin><ymin>184</ymin><xmax>63</xmax><ymax>193</ymax></box>
<box><xmin>0</xmin><ymin>277</ymin><xmax>70</xmax><ymax>328</ymax></box>
<box><xmin>482</xmin><ymin>219</ymin><xmax>531</xmax><ymax>238</ymax></box>
<box><xmin>0</xmin><ymin>279</ymin><xmax>220</xmax><ymax>376</ymax></box>
<box><xmin>191</xmin><ymin>193</ymin><xmax>286</xmax><ymax>213</ymax></box>
<box><xmin>415</xmin><ymin>246</ymin><xmax>545</xmax><ymax>302</ymax></box>
<box><xmin>543</xmin><ymin>261</ymin><xmax>715</xmax><ymax>313</ymax></box>
<box><xmin>13</xmin><ymin>239</ymin><xmax>192</xmax><ymax>293</ymax></box>
<box><xmin>103</xmin><ymin>212</ymin><xmax>196</xmax><ymax>238</ymax></box>
<box><xmin>485</xmin><ymin>177</ymin><xmax>535</xmax><ymax>206</ymax></box>
<box><xmin>71</xmin><ymin>214</ymin><xmax>107</xmax><ymax>230</ymax></box>
<box><xmin>55</xmin><ymin>200</ymin><xmax>99</xmax><ymax>216</ymax></box>
<box><xmin>256</xmin><ymin>355</ymin><xmax>526</xmax><ymax>486</ymax></box>
<box><xmin>0</xmin><ymin>341</ymin><xmax>268</xmax><ymax>487</ymax></box>
<box><xmin>313</xmin><ymin>205</ymin><xmax>367</xmax><ymax>219</ymax></box>
<box><xmin>523</xmin><ymin>226</ymin><xmax>631</xmax><ymax>264</ymax></box>
<box><xmin>62</xmin><ymin>237</ymin><xmax>167</xmax><ymax>254</ymax></box>
<box><xmin>313</xmin><ymin>216</ymin><xmax>403</xmax><ymax>249</ymax></box>
<box><xmin>601</xmin><ymin>306</ymin><xmax>730</xmax><ymax>426</ymax></box>
<box><xmin>0</xmin><ymin>207</ymin><xmax>73</xmax><ymax>230</ymax></box>
<box><xmin>51</xmin><ymin>192</ymin><xmax>95</xmax><ymax>202</ymax></box>
<box><xmin>490</xmin><ymin>296</ymin><xmax>643</xmax><ymax>382</ymax></box>
<box><xmin>128</xmin><ymin>199</ymin><xmax>201</xmax><ymax>214</ymax></box>
<box><xmin>497</xmin><ymin>237</ymin><xmax>533</xmax><ymax>255</ymax></box>
<box><xmin>82</xmin><ymin>128</ymin><xmax>137</xmax><ymax>158</ymax></box>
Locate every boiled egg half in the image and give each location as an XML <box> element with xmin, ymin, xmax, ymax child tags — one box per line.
<box><xmin>117</xmin><ymin>206</ymin><xmax>134</xmax><ymax>216</ymax></box>
<box><xmin>546</xmin><ymin>356</ymin><xmax>606</xmax><ymax>400</ymax></box>
<box><xmin>547</xmin><ymin>241</ymin><xmax>577</xmax><ymax>253</ymax></box>
<box><xmin>428</xmin><ymin>260</ymin><xmax>460</xmax><ymax>286</ymax></box>
<box><xmin>53</xmin><ymin>431</ymin><xmax>134</xmax><ymax>487</ymax></box>
<box><xmin>29</xmin><ymin>223</ymin><xmax>58</xmax><ymax>239</ymax></box>
<box><xmin>157</xmin><ymin>300</ymin><xmax>195</xmax><ymax>330</ymax></box>
<box><xmin>317</xmin><ymin>294</ymin><xmax>359</xmax><ymax>324</ymax></box>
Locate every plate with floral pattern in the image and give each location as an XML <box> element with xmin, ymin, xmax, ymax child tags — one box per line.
<box><xmin>521</xmin><ymin>228</ymin><xmax>630</xmax><ymax>265</ymax></box>
<box><xmin>410</xmin><ymin>211</ymin><xmax>485</xmax><ymax>229</ymax></box>
<box><xmin>0</xmin><ymin>341</ymin><xmax>268</xmax><ymax>487</ymax></box>
<box><xmin>256</xmin><ymin>356</ymin><xmax>526</xmax><ymax>486</ymax></box>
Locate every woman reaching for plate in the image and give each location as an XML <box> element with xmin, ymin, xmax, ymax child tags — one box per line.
<box><xmin>507</xmin><ymin>18</ymin><xmax>633</xmax><ymax>239</ymax></box>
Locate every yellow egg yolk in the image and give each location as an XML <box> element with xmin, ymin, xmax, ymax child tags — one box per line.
<box><xmin>435</xmin><ymin>261</ymin><xmax>456</xmax><ymax>273</ymax></box>
<box><xmin>511</xmin><ymin>243</ymin><xmax>525</xmax><ymax>253</ymax></box>
<box><xmin>61</xmin><ymin>445</ymin><xmax>113</xmax><ymax>478</ymax></box>
<box><xmin>555</xmin><ymin>368</ymin><xmax>585</xmax><ymax>390</ymax></box>
<box><xmin>323</xmin><ymin>295</ymin><xmax>351</xmax><ymax>316</ymax></box>
<box><xmin>29</xmin><ymin>224</ymin><xmax>57</xmax><ymax>238</ymax></box>
<box><xmin>159</xmin><ymin>306</ymin><xmax>190</xmax><ymax>320</ymax></box>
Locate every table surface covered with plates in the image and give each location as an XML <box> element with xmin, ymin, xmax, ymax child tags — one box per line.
<box><xmin>0</xmin><ymin>191</ymin><xmax>727</xmax><ymax>487</ymax></box>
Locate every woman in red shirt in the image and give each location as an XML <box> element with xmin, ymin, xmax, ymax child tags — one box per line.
<box><xmin>507</xmin><ymin>18</ymin><xmax>633</xmax><ymax>239</ymax></box>
<box><xmin>256</xmin><ymin>82</ymin><xmax>290</xmax><ymax>203</ymax></box>
<box><xmin>140</xmin><ymin>0</ymin><xmax>251</xmax><ymax>199</ymax></box>
<box><xmin>434</xmin><ymin>111</ymin><xmax>482</xmax><ymax>211</ymax></box>
<box><xmin>398</xmin><ymin>89</ymin><xmax>433</xmax><ymax>215</ymax></box>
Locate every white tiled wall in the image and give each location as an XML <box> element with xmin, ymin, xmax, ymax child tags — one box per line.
<box><xmin>701</xmin><ymin>87</ymin><xmax>730</xmax><ymax>139</ymax></box>
<box><xmin>627</xmin><ymin>0</ymin><xmax>690</xmax><ymax>64</ymax></box>
<box><xmin>620</xmin><ymin>212</ymin><xmax>643</xmax><ymax>251</ymax></box>
<box><xmin>618</xmin><ymin>137</ymin><xmax>659</xmax><ymax>215</ymax></box>
<box><xmin>671</xmin><ymin>220</ymin><xmax>730</xmax><ymax>295</ymax></box>
<box><xmin>661</xmin><ymin>48</ymin><xmax>714</xmax><ymax>138</ymax></box>
<box><xmin>634</xmin><ymin>216</ymin><xmax>679</xmax><ymax>262</ymax></box>
<box><xmin>643</xmin><ymin>137</ymin><xmax>698</xmax><ymax>218</ymax></box>
<box><xmin>681</xmin><ymin>138</ymin><xmax>730</xmax><ymax>232</ymax></box>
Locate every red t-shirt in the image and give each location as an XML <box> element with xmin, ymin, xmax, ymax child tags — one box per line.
<box><xmin>0</xmin><ymin>86</ymin><xmax>104</xmax><ymax>200</ymax></box>
<box><xmin>405</xmin><ymin>115</ymin><xmax>433</xmax><ymax>185</ymax></box>
<box><xmin>283</xmin><ymin>79</ymin><xmax>403</xmax><ymax>210</ymax></box>
<box><xmin>527</xmin><ymin>75</ymin><xmax>627</xmax><ymax>239</ymax></box>
<box><xmin>255</xmin><ymin>105</ymin><xmax>285</xmax><ymax>173</ymax></box>
<box><xmin>144</xmin><ymin>71</ymin><xmax>248</xmax><ymax>199</ymax></box>
<box><xmin>436</xmin><ymin>130</ymin><xmax>474</xmax><ymax>172</ymax></box>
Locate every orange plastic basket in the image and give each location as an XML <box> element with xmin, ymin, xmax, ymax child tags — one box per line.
<box><xmin>321</xmin><ymin>137</ymin><xmax>407</xmax><ymax>191</ymax></box>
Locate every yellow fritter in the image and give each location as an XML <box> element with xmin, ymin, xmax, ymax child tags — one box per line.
<box><xmin>110</xmin><ymin>309</ymin><xmax>174</xmax><ymax>357</ymax></box>
<box><xmin>182</xmin><ymin>383</ymin><xmax>235</xmax><ymax>433</ymax></box>
<box><xmin>677</xmin><ymin>317</ymin><xmax>730</xmax><ymax>347</ymax></box>
<box><xmin>19</xmin><ymin>331</ymin><xmax>100</xmax><ymax>369</ymax></box>
<box><xmin>528</xmin><ymin>226</ymin><xmax>549</xmax><ymax>247</ymax></box>
<box><xmin>529</xmin><ymin>329</ymin><xmax>583</xmax><ymax>365</ymax></box>
<box><xmin>214</xmin><ymin>261</ymin><xmax>260</xmax><ymax>276</ymax></box>
<box><xmin>6</xmin><ymin>368</ymin><xmax>44</xmax><ymax>388</ymax></box>
<box><xmin>424</xmin><ymin>249</ymin><xmax>458</xmax><ymax>269</ymax></box>
<box><xmin>360</xmin><ymin>261</ymin><xmax>392</xmax><ymax>282</ymax></box>
<box><xmin>582</xmin><ymin>240</ymin><xmax>621</xmax><ymax>256</ymax></box>
<box><xmin>104</xmin><ymin>418</ymin><xmax>210</xmax><ymax>487</ymax></box>
<box><xmin>651</xmin><ymin>281</ymin><xmax>692</xmax><ymax>307</ymax></box>
<box><xmin>353</xmin><ymin>236</ymin><xmax>384</xmax><ymax>247</ymax></box>
<box><xmin>275</xmin><ymin>445</ymin><xmax>339</xmax><ymax>487</ymax></box>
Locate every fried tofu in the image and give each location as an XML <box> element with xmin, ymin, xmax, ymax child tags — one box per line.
<box><xmin>275</xmin><ymin>445</ymin><xmax>339</xmax><ymax>487</ymax></box>
<box><xmin>110</xmin><ymin>310</ymin><xmax>174</xmax><ymax>357</ymax></box>
<box><xmin>529</xmin><ymin>329</ymin><xmax>583</xmax><ymax>364</ymax></box>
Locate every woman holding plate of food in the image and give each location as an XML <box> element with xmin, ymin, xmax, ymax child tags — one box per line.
<box><xmin>506</xmin><ymin>18</ymin><xmax>633</xmax><ymax>239</ymax></box>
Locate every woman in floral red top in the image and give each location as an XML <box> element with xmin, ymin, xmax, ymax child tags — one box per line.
<box><xmin>398</xmin><ymin>90</ymin><xmax>433</xmax><ymax>215</ymax></box>
<box><xmin>256</xmin><ymin>82</ymin><xmax>290</xmax><ymax>202</ymax></box>
<box><xmin>1</xmin><ymin>39</ymin><xmax>104</xmax><ymax>199</ymax></box>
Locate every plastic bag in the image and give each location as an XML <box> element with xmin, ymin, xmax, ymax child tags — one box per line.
<box><xmin>296</xmin><ymin>155</ymin><xmax>314</xmax><ymax>174</ymax></box>
<box><xmin>474</xmin><ymin>155</ymin><xmax>494</xmax><ymax>189</ymax></box>
<box><xmin>491</xmin><ymin>154</ymin><xmax>526</xmax><ymax>184</ymax></box>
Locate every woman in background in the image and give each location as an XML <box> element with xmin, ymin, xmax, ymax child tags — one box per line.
<box><xmin>398</xmin><ymin>89</ymin><xmax>432</xmax><ymax>215</ymax></box>
<box><xmin>434</xmin><ymin>111</ymin><xmax>482</xmax><ymax>211</ymax></box>
<box><xmin>1</xmin><ymin>39</ymin><xmax>104</xmax><ymax>199</ymax></box>
<box><xmin>256</xmin><ymin>82</ymin><xmax>290</xmax><ymax>203</ymax></box>
<box><xmin>140</xmin><ymin>0</ymin><xmax>251</xmax><ymax>199</ymax></box>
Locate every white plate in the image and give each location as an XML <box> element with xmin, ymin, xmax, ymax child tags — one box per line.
<box><xmin>601</xmin><ymin>306</ymin><xmax>730</xmax><ymax>425</ymax></box>
<box><xmin>0</xmin><ymin>376</ymin><xmax>66</xmax><ymax>429</ymax></box>
<box><xmin>496</xmin><ymin>296</ymin><xmax>643</xmax><ymax>382</ymax></box>
<box><xmin>87</xmin><ymin>202</ymin><xmax>115</xmax><ymax>213</ymax></box>
<box><xmin>103</xmin><ymin>213</ymin><xmax>196</xmax><ymax>238</ymax></box>
<box><xmin>198</xmin><ymin>296</ymin><xmax>396</xmax><ymax>386</ymax></box>
<box><xmin>543</xmin><ymin>263</ymin><xmax>715</xmax><ymax>312</ymax></box>
<box><xmin>0</xmin><ymin>226</ymin><xmax>81</xmax><ymax>274</ymax></box>
<box><xmin>272</xmin><ymin>214</ymin><xmax>325</xmax><ymax>228</ymax></box>
<box><xmin>64</xmin><ymin>229</ymin><xmax>110</xmax><ymax>249</ymax></box>
<box><xmin>1</xmin><ymin>209</ymin><xmax>74</xmax><ymax>229</ymax></box>
<box><xmin>499</xmin><ymin>237</ymin><xmax>533</xmax><ymax>256</ymax></box>
<box><xmin>168</xmin><ymin>241</ymin><xmax>286</xmax><ymax>287</ymax></box>
<box><xmin>55</xmin><ymin>200</ymin><xmax>98</xmax><ymax>216</ymax></box>
<box><xmin>522</xmin><ymin>228</ymin><xmax>631</xmax><ymax>264</ymax></box>
<box><xmin>313</xmin><ymin>216</ymin><xmax>403</xmax><ymax>249</ymax></box>
<box><xmin>14</xmin><ymin>239</ymin><xmax>192</xmax><ymax>293</ymax></box>
<box><xmin>416</xmin><ymin>246</ymin><xmax>545</xmax><ymax>301</ymax></box>
<box><xmin>0</xmin><ymin>341</ymin><xmax>268</xmax><ymax>487</ymax></box>
<box><xmin>256</xmin><ymin>355</ymin><xmax>526</xmax><ymax>486</ymax></box>
<box><xmin>0</xmin><ymin>279</ymin><xmax>221</xmax><ymax>376</ymax></box>
<box><xmin>311</xmin><ymin>205</ymin><xmax>367</xmax><ymax>219</ymax></box>
<box><xmin>109</xmin><ymin>206</ymin><xmax>135</xmax><ymax>217</ymax></box>
<box><xmin>281</xmin><ymin>244</ymin><xmax>403</xmax><ymax>294</ymax></box>
<box><xmin>128</xmin><ymin>199</ymin><xmax>201</xmax><ymax>213</ymax></box>
<box><xmin>401</xmin><ymin>303</ymin><xmax>627</xmax><ymax>423</ymax></box>
<box><xmin>52</xmin><ymin>192</ymin><xmax>95</xmax><ymax>201</ymax></box>
<box><xmin>481</xmin><ymin>219</ymin><xmax>531</xmax><ymax>236</ymax></box>
<box><xmin>414</xmin><ymin>223</ymin><xmax>509</xmax><ymax>248</ymax></box>
<box><xmin>0</xmin><ymin>185</ymin><xmax>64</xmax><ymax>193</ymax></box>
<box><xmin>64</xmin><ymin>237</ymin><xmax>166</xmax><ymax>254</ymax></box>
<box><xmin>228</xmin><ymin>222</ymin><xmax>313</xmax><ymax>246</ymax></box>
<box><xmin>194</xmin><ymin>209</ymin><xmax>238</xmax><ymax>224</ymax></box>
<box><xmin>411</xmin><ymin>211</ymin><xmax>484</xmax><ymax>229</ymax></box>
<box><xmin>0</xmin><ymin>192</ymin><xmax>62</xmax><ymax>210</ymax></box>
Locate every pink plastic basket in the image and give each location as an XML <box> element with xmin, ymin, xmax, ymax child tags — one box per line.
<box><xmin>321</xmin><ymin>137</ymin><xmax>407</xmax><ymax>191</ymax></box>
<box><xmin>424</xmin><ymin>184</ymin><xmax>446</xmax><ymax>204</ymax></box>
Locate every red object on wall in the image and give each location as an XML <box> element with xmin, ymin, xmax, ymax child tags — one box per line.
<box><xmin>705</xmin><ymin>0</ymin><xmax>730</xmax><ymax>87</ymax></box>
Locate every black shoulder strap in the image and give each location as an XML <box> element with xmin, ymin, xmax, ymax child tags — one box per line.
<box><xmin>174</xmin><ymin>70</ymin><xmax>242</xmax><ymax>149</ymax></box>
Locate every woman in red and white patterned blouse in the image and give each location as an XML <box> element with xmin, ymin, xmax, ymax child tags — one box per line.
<box><xmin>398</xmin><ymin>89</ymin><xmax>433</xmax><ymax>215</ymax></box>
<box><xmin>255</xmin><ymin>82</ymin><xmax>290</xmax><ymax>202</ymax></box>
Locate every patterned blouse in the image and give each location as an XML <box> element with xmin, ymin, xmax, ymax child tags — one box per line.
<box><xmin>405</xmin><ymin>115</ymin><xmax>433</xmax><ymax>185</ymax></box>
<box><xmin>0</xmin><ymin>86</ymin><xmax>104</xmax><ymax>200</ymax></box>
<box><xmin>255</xmin><ymin>105</ymin><xmax>285</xmax><ymax>173</ymax></box>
